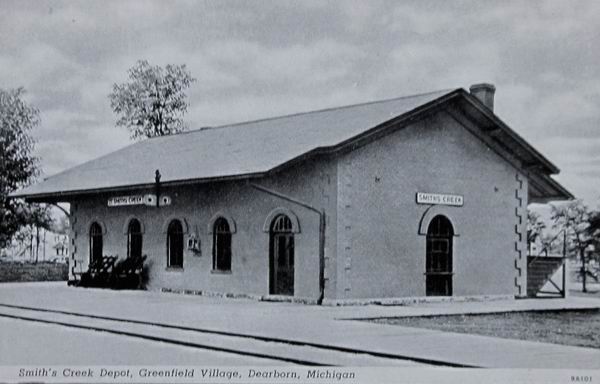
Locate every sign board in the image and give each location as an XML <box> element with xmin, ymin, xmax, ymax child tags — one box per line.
<box><xmin>416</xmin><ymin>192</ymin><xmax>463</xmax><ymax>207</ymax></box>
<box><xmin>108</xmin><ymin>194</ymin><xmax>171</xmax><ymax>207</ymax></box>
<box><xmin>107</xmin><ymin>195</ymin><xmax>145</xmax><ymax>207</ymax></box>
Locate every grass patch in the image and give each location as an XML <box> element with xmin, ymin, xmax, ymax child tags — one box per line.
<box><xmin>371</xmin><ymin>309</ymin><xmax>600</xmax><ymax>349</ymax></box>
<box><xmin>0</xmin><ymin>262</ymin><xmax>68</xmax><ymax>282</ymax></box>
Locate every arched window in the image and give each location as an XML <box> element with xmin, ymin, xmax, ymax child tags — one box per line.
<box><xmin>127</xmin><ymin>219</ymin><xmax>143</xmax><ymax>259</ymax></box>
<box><xmin>272</xmin><ymin>215</ymin><xmax>293</xmax><ymax>233</ymax></box>
<box><xmin>212</xmin><ymin>218</ymin><xmax>232</xmax><ymax>271</ymax></box>
<box><xmin>167</xmin><ymin>220</ymin><xmax>184</xmax><ymax>268</ymax></box>
<box><xmin>269</xmin><ymin>214</ymin><xmax>295</xmax><ymax>295</ymax></box>
<box><xmin>89</xmin><ymin>222</ymin><xmax>103</xmax><ymax>263</ymax></box>
<box><xmin>426</xmin><ymin>215</ymin><xmax>454</xmax><ymax>296</ymax></box>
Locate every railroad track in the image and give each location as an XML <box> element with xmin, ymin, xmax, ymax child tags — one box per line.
<box><xmin>0</xmin><ymin>303</ymin><xmax>473</xmax><ymax>367</ymax></box>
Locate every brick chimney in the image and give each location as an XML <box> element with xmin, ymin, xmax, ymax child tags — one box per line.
<box><xmin>469</xmin><ymin>83</ymin><xmax>496</xmax><ymax>111</ymax></box>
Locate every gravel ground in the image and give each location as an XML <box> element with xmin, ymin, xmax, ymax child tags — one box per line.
<box><xmin>372</xmin><ymin>309</ymin><xmax>600</xmax><ymax>349</ymax></box>
<box><xmin>569</xmin><ymin>282</ymin><xmax>600</xmax><ymax>298</ymax></box>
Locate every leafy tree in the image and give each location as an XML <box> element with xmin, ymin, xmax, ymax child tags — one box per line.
<box><xmin>109</xmin><ymin>60</ymin><xmax>196</xmax><ymax>140</ymax></box>
<box><xmin>551</xmin><ymin>200</ymin><xmax>599</xmax><ymax>292</ymax></box>
<box><xmin>527</xmin><ymin>208</ymin><xmax>548</xmax><ymax>256</ymax></box>
<box><xmin>590</xmin><ymin>211</ymin><xmax>600</xmax><ymax>233</ymax></box>
<box><xmin>539</xmin><ymin>232</ymin><xmax>564</xmax><ymax>255</ymax></box>
<box><xmin>0</xmin><ymin>88</ymin><xmax>52</xmax><ymax>248</ymax></box>
<box><xmin>51</xmin><ymin>213</ymin><xmax>70</xmax><ymax>234</ymax></box>
<box><xmin>588</xmin><ymin>211</ymin><xmax>600</xmax><ymax>265</ymax></box>
<box><xmin>527</xmin><ymin>209</ymin><xmax>546</xmax><ymax>244</ymax></box>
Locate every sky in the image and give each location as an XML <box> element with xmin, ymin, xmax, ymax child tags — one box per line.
<box><xmin>1</xmin><ymin>0</ymin><xmax>599</xmax><ymax>207</ymax></box>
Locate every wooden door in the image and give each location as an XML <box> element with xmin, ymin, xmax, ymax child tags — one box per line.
<box><xmin>425</xmin><ymin>215</ymin><xmax>453</xmax><ymax>296</ymax></box>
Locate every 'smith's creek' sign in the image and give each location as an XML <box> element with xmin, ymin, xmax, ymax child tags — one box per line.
<box><xmin>107</xmin><ymin>195</ymin><xmax>146</xmax><ymax>207</ymax></box>
<box><xmin>107</xmin><ymin>194</ymin><xmax>172</xmax><ymax>207</ymax></box>
<box><xmin>416</xmin><ymin>192</ymin><xmax>464</xmax><ymax>206</ymax></box>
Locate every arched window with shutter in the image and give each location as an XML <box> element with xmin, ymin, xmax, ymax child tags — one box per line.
<box><xmin>89</xmin><ymin>222</ymin><xmax>103</xmax><ymax>263</ymax></box>
<box><xmin>167</xmin><ymin>219</ymin><xmax>184</xmax><ymax>268</ymax></box>
<box><xmin>127</xmin><ymin>219</ymin><xmax>143</xmax><ymax>259</ymax></box>
<box><xmin>212</xmin><ymin>217</ymin><xmax>232</xmax><ymax>272</ymax></box>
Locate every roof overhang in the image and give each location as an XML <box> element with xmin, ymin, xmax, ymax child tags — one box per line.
<box><xmin>528</xmin><ymin>172</ymin><xmax>574</xmax><ymax>203</ymax></box>
<box><xmin>451</xmin><ymin>90</ymin><xmax>572</xmax><ymax>202</ymax></box>
<box><xmin>453</xmin><ymin>90</ymin><xmax>560</xmax><ymax>174</ymax></box>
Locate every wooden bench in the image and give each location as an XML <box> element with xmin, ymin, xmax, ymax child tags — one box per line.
<box><xmin>110</xmin><ymin>254</ymin><xmax>147</xmax><ymax>290</ymax></box>
<box><xmin>76</xmin><ymin>256</ymin><xmax>118</xmax><ymax>288</ymax></box>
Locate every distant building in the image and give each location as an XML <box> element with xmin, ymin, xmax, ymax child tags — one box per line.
<box><xmin>12</xmin><ymin>84</ymin><xmax>571</xmax><ymax>303</ymax></box>
<box><xmin>52</xmin><ymin>234</ymin><xmax>69</xmax><ymax>261</ymax></box>
<box><xmin>1</xmin><ymin>229</ymin><xmax>68</xmax><ymax>263</ymax></box>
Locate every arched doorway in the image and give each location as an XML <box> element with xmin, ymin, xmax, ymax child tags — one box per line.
<box><xmin>269</xmin><ymin>214</ymin><xmax>294</xmax><ymax>295</ymax></box>
<box><xmin>89</xmin><ymin>222</ymin><xmax>103</xmax><ymax>263</ymax></box>
<box><xmin>425</xmin><ymin>215</ymin><xmax>454</xmax><ymax>296</ymax></box>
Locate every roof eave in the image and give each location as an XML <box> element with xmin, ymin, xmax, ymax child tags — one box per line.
<box><xmin>12</xmin><ymin>172</ymin><xmax>267</xmax><ymax>203</ymax></box>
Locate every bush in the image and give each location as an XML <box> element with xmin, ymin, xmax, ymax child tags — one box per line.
<box><xmin>0</xmin><ymin>261</ymin><xmax>68</xmax><ymax>282</ymax></box>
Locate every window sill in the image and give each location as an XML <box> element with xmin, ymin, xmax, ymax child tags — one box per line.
<box><xmin>166</xmin><ymin>267</ymin><xmax>184</xmax><ymax>272</ymax></box>
<box><xmin>211</xmin><ymin>270</ymin><xmax>232</xmax><ymax>275</ymax></box>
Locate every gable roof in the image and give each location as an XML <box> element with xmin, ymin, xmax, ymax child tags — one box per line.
<box><xmin>12</xmin><ymin>88</ymin><xmax>572</xmax><ymax>202</ymax></box>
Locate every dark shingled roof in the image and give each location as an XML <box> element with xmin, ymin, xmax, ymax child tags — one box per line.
<box><xmin>12</xmin><ymin>88</ymin><xmax>571</xmax><ymax>201</ymax></box>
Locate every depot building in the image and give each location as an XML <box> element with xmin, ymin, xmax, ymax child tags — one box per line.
<box><xmin>13</xmin><ymin>84</ymin><xmax>572</xmax><ymax>304</ymax></box>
